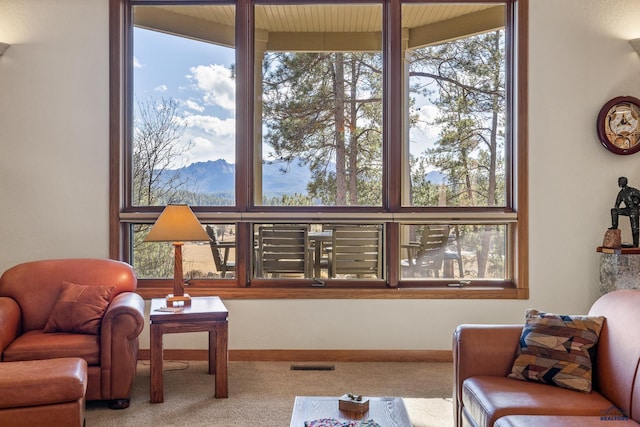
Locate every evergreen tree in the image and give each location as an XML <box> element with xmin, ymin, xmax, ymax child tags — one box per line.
<box><xmin>262</xmin><ymin>52</ymin><xmax>383</xmax><ymax>206</ymax></box>
<box><xmin>409</xmin><ymin>30</ymin><xmax>506</xmax><ymax>277</ymax></box>
<box><xmin>410</xmin><ymin>30</ymin><xmax>505</xmax><ymax>207</ymax></box>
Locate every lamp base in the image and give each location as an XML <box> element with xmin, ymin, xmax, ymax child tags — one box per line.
<box><xmin>166</xmin><ymin>293</ymin><xmax>191</xmax><ymax>306</ymax></box>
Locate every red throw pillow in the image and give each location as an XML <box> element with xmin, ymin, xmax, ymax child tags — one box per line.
<box><xmin>44</xmin><ymin>281</ymin><xmax>116</xmax><ymax>335</ymax></box>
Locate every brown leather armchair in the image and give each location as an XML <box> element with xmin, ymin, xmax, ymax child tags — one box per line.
<box><xmin>0</xmin><ymin>258</ymin><xmax>145</xmax><ymax>409</ymax></box>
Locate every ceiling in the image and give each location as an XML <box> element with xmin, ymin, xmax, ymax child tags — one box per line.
<box><xmin>134</xmin><ymin>3</ymin><xmax>505</xmax><ymax>51</ymax></box>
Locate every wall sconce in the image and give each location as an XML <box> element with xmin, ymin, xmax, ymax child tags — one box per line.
<box><xmin>0</xmin><ymin>43</ymin><xmax>9</xmax><ymax>56</ymax></box>
<box><xmin>630</xmin><ymin>38</ymin><xmax>640</xmax><ymax>58</ymax></box>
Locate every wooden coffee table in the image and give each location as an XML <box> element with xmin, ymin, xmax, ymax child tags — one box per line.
<box><xmin>290</xmin><ymin>396</ymin><xmax>412</xmax><ymax>427</ymax></box>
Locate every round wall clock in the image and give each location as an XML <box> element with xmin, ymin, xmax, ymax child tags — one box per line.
<box><xmin>597</xmin><ymin>96</ymin><xmax>640</xmax><ymax>155</ymax></box>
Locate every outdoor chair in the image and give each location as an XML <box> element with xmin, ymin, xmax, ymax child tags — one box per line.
<box><xmin>206</xmin><ymin>225</ymin><xmax>235</xmax><ymax>278</ymax></box>
<box><xmin>402</xmin><ymin>225</ymin><xmax>450</xmax><ymax>278</ymax></box>
<box><xmin>256</xmin><ymin>225</ymin><xmax>312</xmax><ymax>278</ymax></box>
<box><xmin>327</xmin><ymin>225</ymin><xmax>383</xmax><ymax>278</ymax></box>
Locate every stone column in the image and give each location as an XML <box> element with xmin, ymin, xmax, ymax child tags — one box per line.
<box><xmin>598</xmin><ymin>247</ymin><xmax>640</xmax><ymax>294</ymax></box>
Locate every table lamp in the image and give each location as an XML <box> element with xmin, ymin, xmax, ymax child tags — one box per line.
<box><xmin>144</xmin><ymin>204</ymin><xmax>210</xmax><ymax>306</ymax></box>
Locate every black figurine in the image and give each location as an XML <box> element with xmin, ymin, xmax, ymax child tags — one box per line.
<box><xmin>610</xmin><ymin>176</ymin><xmax>640</xmax><ymax>247</ymax></box>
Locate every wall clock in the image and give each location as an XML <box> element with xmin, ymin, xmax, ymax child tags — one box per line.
<box><xmin>597</xmin><ymin>96</ymin><xmax>640</xmax><ymax>155</ymax></box>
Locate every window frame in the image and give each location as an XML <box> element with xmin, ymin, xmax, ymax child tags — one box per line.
<box><xmin>109</xmin><ymin>0</ymin><xmax>529</xmax><ymax>299</ymax></box>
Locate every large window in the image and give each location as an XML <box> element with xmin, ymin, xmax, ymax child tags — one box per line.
<box><xmin>111</xmin><ymin>0</ymin><xmax>528</xmax><ymax>299</ymax></box>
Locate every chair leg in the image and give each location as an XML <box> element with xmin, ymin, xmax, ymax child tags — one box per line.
<box><xmin>109</xmin><ymin>399</ymin><xmax>130</xmax><ymax>409</ymax></box>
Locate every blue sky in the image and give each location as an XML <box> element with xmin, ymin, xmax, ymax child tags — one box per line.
<box><xmin>134</xmin><ymin>28</ymin><xmax>237</xmax><ymax>166</ymax></box>
<box><xmin>133</xmin><ymin>27</ymin><xmax>442</xmax><ymax>169</ymax></box>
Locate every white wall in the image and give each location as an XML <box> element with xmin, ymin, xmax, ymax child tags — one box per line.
<box><xmin>2</xmin><ymin>0</ymin><xmax>640</xmax><ymax>352</ymax></box>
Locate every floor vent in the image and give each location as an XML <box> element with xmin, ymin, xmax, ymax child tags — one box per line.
<box><xmin>290</xmin><ymin>365</ymin><xmax>335</xmax><ymax>371</ymax></box>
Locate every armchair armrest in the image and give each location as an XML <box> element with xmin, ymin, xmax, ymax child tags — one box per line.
<box><xmin>453</xmin><ymin>325</ymin><xmax>522</xmax><ymax>402</ymax></box>
<box><xmin>0</xmin><ymin>297</ymin><xmax>21</xmax><ymax>353</ymax></box>
<box><xmin>453</xmin><ymin>324</ymin><xmax>522</xmax><ymax>380</ymax></box>
<box><xmin>102</xmin><ymin>292</ymin><xmax>145</xmax><ymax>341</ymax></box>
<box><xmin>453</xmin><ymin>324</ymin><xmax>522</xmax><ymax>427</ymax></box>
<box><xmin>99</xmin><ymin>292</ymin><xmax>145</xmax><ymax>403</ymax></box>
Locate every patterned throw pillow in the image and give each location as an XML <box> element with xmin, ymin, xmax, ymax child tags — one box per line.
<box><xmin>508</xmin><ymin>309</ymin><xmax>605</xmax><ymax>392</ymax></box>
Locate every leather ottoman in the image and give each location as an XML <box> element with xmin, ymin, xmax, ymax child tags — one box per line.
<box><xmin>0</xmin><ymin>357</ymin><xmax>87</xmax><ymax>427</ymax></box>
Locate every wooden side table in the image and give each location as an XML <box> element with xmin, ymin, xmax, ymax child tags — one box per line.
<box><xmin>149</xmin><ymin>296</ymin><xmax>229</xmax><ymax>403</ymax></box>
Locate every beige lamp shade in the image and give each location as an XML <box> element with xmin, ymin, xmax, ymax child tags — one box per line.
<box><xmin>144</xmin><ymin>204</ymin><xmax>210</xmax><ymax>242</ymax></box>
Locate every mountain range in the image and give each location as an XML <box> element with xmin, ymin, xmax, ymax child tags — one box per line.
<box><xmin>163</xmin><ymin>159</ymin><xmax>446</xmax><ymax>196</ymax></box>
<box><xmin>165</xmin><ymin>159</ymin><xmax>312</xmax><ymax>196</ymax></box>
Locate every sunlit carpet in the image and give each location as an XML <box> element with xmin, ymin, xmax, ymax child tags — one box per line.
<box><xmin>86</xmin><ymin>360</ymin><xmax>453</xmax><ymax>426</ymax></box>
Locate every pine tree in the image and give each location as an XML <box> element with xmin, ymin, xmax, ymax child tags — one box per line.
<box><xmin>262</xmin><ymin>52</ymin><xmax>383</xmax><ymax>206</ymax></box>
<box><xmin>409</xmin><ymin>30</ymin><xmax>506</xmax><ymax>277</ymax></box>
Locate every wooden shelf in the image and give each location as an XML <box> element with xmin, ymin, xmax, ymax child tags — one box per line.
<box><xmin>597</xmin><ymin>246</ymin><xmax>640</xmax><ymax>254</ymax></box>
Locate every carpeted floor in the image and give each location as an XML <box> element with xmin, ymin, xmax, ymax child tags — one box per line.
<box><xmin>86</xmin><ymin>360</ymin><xmax>454</xmax><ymax>426</ymax></box>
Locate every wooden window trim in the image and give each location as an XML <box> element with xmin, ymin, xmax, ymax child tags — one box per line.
<box><xmin>109</xmin><ymin>0</ymin><xmax>529</xmax><ymax>299</ymax></box>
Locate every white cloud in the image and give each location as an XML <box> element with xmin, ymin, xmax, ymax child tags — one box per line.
<box><xmin>183</xmin><ymin>114</ymin><xmax>235</xmax><ymax>137</ymax></box>
<box><xmin>185</xmin><ymin>99</ymin><xmax>205</xmax><ymax>113</ymax></box>
<box><xmin>176</xmin><ymin>114</ymin><xmax>236</xmax><ymax>164</ymax></box>
<box><xmin>188</xmin><ymin>64</ymin><xmax>235</xmax><ymax>111</ymax></box>
<box><xmin>187</xmin><ymin>135</ymin><xmax>236</xmax><ymax>164</ymax></box>
<box><xmin>133</xmin><ymin>57</ymin><xmax>143</xmax><ymax>68</ymax></box>
<box><xmin>154</xmin><ymin>84</ymin><xmax>168</xmax><ymax>93</ymax></box>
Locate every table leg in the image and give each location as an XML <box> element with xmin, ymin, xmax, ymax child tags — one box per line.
<box><xmin>208</xmin><ymin>329</ymin><xmax>216</xmax><ymax>375</ymax></box>
<box><xmin>150</xmin><ymin>324</ymin><xmax>164</xmax><ymax>403</ymax></box>
<box><xmin>214</xmin><ymin>321</ymin><xmax>228</xmax><ymax>398</ymax></box>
